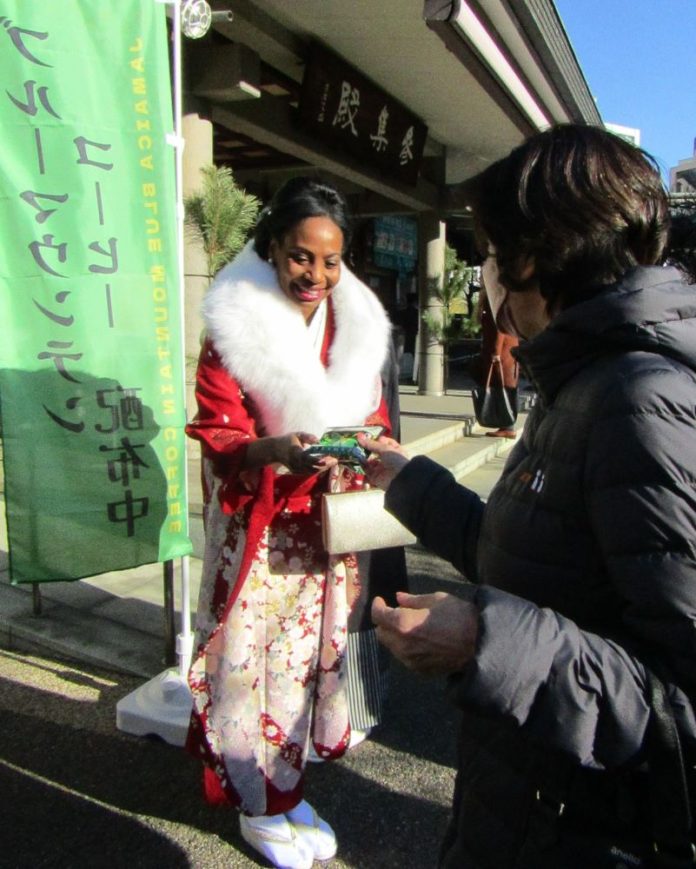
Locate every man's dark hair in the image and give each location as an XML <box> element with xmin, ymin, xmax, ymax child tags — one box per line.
<box><xmin>254</xmin><ymin>176</ymin><xmax>352</xmax><ymax>260</ymax></box>
<box><xmin>466</xmin><ymin>124</ymin><xmax>670</xmax><ymax>311</ymax></box>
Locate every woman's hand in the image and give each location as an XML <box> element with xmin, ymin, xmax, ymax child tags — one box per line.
<box><xmin>275</xmin><ymin>432</ymin><xmax>338</xmax><ymax>474</ymax></box>
<box><xmin>357</xmin><ymin>434</ymin><xmax>410</xmax><ymax>491</ymax></box>
<box><xmin>243</xmin><ymin>433</ymin><xmax>337</xmax><ymax>474</ymax></box>
<box><xmin>372</xmin><ymin>591</ymin><xmax>478</xmax><ymax>675</ymax></box>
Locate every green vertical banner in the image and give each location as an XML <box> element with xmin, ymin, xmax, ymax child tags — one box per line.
<box><xmin>0</xmin><ymin>0</ymin><xmax>192</xmax><ymax>582</ymax></box>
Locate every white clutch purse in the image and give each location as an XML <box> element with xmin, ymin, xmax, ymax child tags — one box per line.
<box><xmin>321</xmin><ymin>487</ymin><xmax>417</xmax><ymax>554</ymax></box>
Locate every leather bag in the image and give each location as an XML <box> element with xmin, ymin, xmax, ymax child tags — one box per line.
<box><xmin>472</xmin><ymin>357</ymin><xmax>518</xmax><ymax>429</ymax></box>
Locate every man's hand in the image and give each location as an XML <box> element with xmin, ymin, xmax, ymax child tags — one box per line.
<box><xmin>371</xmin><ymin>591</ymin><xmax>478</xmax><ymax>675</ymax></box>
<box><xmin>357</xmin><ymin>434</ymin><xmax>410</xmax><ymax>491</ymax></box>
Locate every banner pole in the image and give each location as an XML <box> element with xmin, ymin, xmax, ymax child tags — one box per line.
<box><xmin>116</xmin><ymin>0</ymin><xmax>194</xmax><ymax>746</ymax></box>
<box><xmin>171</xmin><ymin>0</ymin><xmax>195</xmax><ymax>680</ymax></box>
<box><xmin>163</xmin><ymin>560</ymin><xmax>177</xmax><ymax>667</ymax></box>
<box><xmin>177</xmin><ymin>556</ymin><xmax>194</xmax><ymax>679</ymax></box>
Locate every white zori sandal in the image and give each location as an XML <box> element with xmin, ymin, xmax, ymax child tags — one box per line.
<box><xmin>285</xmin><ymin>800</ymin><xmax>338</xmax><ymax>861</ymax></box>
<box><xmin>239</xmin><ymin>800</ymin><xmax>337</xmax><ymax>868</ymax></box>
<box><xmin>239</xmin><ymin>812</ymin><xmax>313</xmax><ymax>869</ymax></box>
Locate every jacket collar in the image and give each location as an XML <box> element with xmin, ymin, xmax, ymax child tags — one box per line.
<box><xmin>517</xmin><ymin>266</ymin><xmax>695</xmax><ymax>403</ymax></box>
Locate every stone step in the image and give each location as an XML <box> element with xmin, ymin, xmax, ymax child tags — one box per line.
<box><xmin>403</xmin><ymin>418</ymin><xmax>472</xmax><ymax>456</ymax></box>
<box><xmin>425</xmin><ymin>428</ymin><xmax>519</xmax><ymax>482</ymax></box>
<box><xmin>456</xmin><ymin>454</ymin><xmax>508</xmax><ymax>501</ymax></box>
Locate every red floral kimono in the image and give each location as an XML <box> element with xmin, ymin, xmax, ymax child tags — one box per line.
<box><xmin>185</xmin><ymin>242</ymin><xmax>392</xmax><ymax>816</ymax></box>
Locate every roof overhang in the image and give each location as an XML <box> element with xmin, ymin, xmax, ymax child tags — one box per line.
<box><xmin>200</xmin><ymin>0</ymin><xmax>600</xmax><ymax>212</ymax></box>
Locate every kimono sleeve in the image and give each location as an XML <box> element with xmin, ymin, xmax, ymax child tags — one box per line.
<box><xmin>185</xmin><ymin>338</ymin><xmax>258</xmax><ymax>480</ymax></box>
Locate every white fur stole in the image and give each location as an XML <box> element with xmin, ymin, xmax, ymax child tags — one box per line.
<box><xmin>202</xmin><ymin>241</ymin><xmax>391</xmax><ymax>437</ymax></box>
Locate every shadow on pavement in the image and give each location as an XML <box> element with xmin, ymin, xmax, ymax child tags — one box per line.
<box><xmin>0</xmin><ymin>639</ymin><xmax>459</xmax><ymax>868</ymax></box>
<box><xmin>0</xmin><ymin>754</ymin><xmax>192</xmax><ymax>869</ymax></box>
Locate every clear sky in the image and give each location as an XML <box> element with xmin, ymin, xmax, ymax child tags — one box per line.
<box><xmin>554</xmin><ymin>0</ymin><xmax>696</xmax><ymax>182</ymax></box>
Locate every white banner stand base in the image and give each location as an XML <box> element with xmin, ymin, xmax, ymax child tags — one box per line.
<box><xmin>116</xmin><ymin>667</ymin><xmax>193</xmax><ymax>747</ymax></box>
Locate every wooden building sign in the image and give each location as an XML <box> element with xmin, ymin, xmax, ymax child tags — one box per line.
<box><xmin>298</xmin><ymin>43</ymin><xmax>428</xmax><ymax>186</ymax></box>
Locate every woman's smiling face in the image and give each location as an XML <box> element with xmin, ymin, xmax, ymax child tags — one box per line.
<box><xmin>269</xmin><ymin>216</ymin><xmax>344</xmax><ymax>322</ymax></box>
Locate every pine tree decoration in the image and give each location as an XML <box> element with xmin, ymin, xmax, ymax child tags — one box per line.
<box><xmin>184</xmin><ymin>165</ymin><xmax>260</xmax><ymax>280</ymax></box>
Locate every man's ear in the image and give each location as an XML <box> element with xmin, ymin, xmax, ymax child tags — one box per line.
<box><xmin>519</xmin><ymin>256</ymin><xmax>536</xmax><ymax>282</ymax></box>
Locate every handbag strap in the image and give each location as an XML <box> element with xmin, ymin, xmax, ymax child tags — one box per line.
<box><xmin>645</xmin><ymin>668</ymin><xmax>695</xmax><ymax>863</ymax></box>
<box><xmin>484</xmin><ymin>356</ymin><xmax>505</xmax><ymax>389</ymax></box>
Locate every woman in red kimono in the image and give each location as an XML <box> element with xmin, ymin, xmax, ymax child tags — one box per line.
<box><xmin>186</xmin><ymin>177</ymin><xmax>397</xmax><ymax>868</ymax></box>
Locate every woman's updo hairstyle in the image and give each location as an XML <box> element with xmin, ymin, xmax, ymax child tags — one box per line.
<box><xmin>254</xmin><ymin>176</ymin><xmax>352</xmax><ymax>260</ymax></box>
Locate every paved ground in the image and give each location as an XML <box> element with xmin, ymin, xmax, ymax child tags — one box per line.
<box><xmin>0</xmin><ymin>545</ymin><xmax>468</xmax><ymax>869</ymax></box>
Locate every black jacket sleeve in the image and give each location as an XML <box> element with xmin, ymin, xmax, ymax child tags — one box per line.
<box><xmin>385</xmin><ymin>455</ymin><xmax>485</xmax><ymax>582</ymax></box>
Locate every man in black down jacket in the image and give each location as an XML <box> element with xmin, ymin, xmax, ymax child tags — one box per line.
<box><xmin>360</xmin><ymin>125</ymin><xmax>696</xmax><ymax>868</ymax></box>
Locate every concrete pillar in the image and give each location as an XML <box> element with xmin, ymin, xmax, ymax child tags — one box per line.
<box><xmin>417</xmin><ymin>212</ymin><xmax>446</xmax><ymax>396</ymax></box>
<box><xmin>182</xmin><ymin>111</ymin><xmax>213</xmax><ymax>364</ymax></box>
<box><xmin>181</xmin><ymin>112</ymin><xmax>212</xmax><ymax>430</ymax></box>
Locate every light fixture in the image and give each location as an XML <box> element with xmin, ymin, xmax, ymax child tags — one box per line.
<box><xmin>181</xmin><ymin>0</ymin><xmax>212</xmax><ymax>39</ymax></box>
<box><xmin>424</xmin><ymin>0</ymin><xmax>549</xmax><ymax>131</ymax></box>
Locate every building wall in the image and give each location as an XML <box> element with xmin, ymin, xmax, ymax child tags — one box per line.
<box><xmin>605</xmin><ymin>122</ymin><xmax>641</xmax><ymax>147</ymax></box>
<box><xmin>670</xmin><ymin>138</ymin><xmax>696</xmax><ymax>194</ymax></box>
